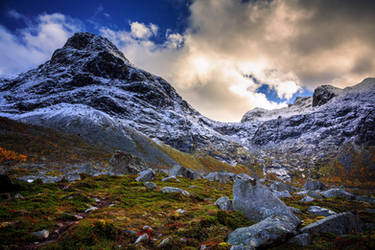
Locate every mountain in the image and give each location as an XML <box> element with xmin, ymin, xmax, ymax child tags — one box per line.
<box><xmin>0</xmin><ymin>32</ymin><xmax>374</xmax><ymax>181</ymax></box>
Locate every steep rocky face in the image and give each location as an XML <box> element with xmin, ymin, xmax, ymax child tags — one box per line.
<box><xmin>0</xmin><ymin>32</ymin><xmax>374</xmax><ymax>180</ymax></box>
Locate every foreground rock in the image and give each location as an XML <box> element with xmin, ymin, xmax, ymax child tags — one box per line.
<box><xmin>214</xmin><ymin>196</ymin><xmax>233</xmax><ymax>211</ymax></box>
<box><xmin>232</xmin><ymin>175</ymin><xmax>300</xmax><ymax>225</ymax></box>
<box><xmin>301</xmin><ymin>212</ymin><xmax>362</xmax><ymax>236</ymax></box>
<box><xmin>307</xmin><ymin>206</ymin><xmax>336</xmax><ymax>217</ymax></box>
<box><xmin>227</xmin><ymin>215</ymin><xmax>297</xmax><ymax>248</ymax></box>
<box><xmin>136</xmin><ymin>168</ymin><xmax>155</xmax><ymax>182</ymax></box>
<box><xmin>0</xmin><ymin>168</ymin><xmax>20</xmax><ymax>193</ymax></box>
<box><xmin>161</xmin><ymin>187</ymin><xmax>190</xmax><ymax>197</ymax></box>
<box><xmin>321</xmin><ymin>188</ymin><xmax>355</xmax><ymax>200</ymax></box>
<box><xmin>303</xmin><ymin>179</ymin><xmax>326</xmax><ymax>191</ymax></box>
<box><xmin>169</xmin><ymin>165</ymin><xmax>201</xmax><ymax>180</ymax></box>
<box><xmin>109</xmin><ymin>151</ymin><xmax>148</xmax><ymax>175</ymax></box>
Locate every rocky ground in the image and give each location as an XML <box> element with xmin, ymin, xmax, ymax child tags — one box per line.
<box><xmin>1</xmin><ymin>165</ymin><xmax>374</xmax><ymax>249</ymax></box>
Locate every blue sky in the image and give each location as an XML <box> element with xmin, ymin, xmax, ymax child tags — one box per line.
<box><xmin>0</xmin><ymin>0</ymin><xmax>373</xmax><ymax>121</ymax></box>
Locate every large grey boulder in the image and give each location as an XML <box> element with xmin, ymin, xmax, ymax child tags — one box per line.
<box><xmin>307</xmin><ymin>206</ymin><xmax>336</xmax><ymax>217</ymax></box>
<box><xmin>232</xmin><ymin>175</ymin><xmax>300</xmax><ymax>225</ymax></box>
<box><xmin>301</xmin><ymin>212</ymin><xmax>362</xmax><ymax>236</ymax></box>
<box><xmin>136</xmin><ymin>168</ymin><xmax>155</xmax><ymax>182</ymax></box>
<box><xmin>303</xmin><ymin>179</ymin><xmax>326</xmax><ymax>191</ymax></box>
<box><xmin>227</xmin><ymin>215</ymin><xmax>297</xmax><ymax>248</ymax></box>
<box><xmin>321</xmin><ymin>188</ymin><xmax>355</xmax><ymax>200</ymax></box>
<box><xmin>169</xmin><ymin>165</ymin><xmax>201</xmax><ymax>180</ymax></box>
<box><xmin>214</xmin><ymin>196</ymin><xmax>233</xmax><ymax>211</ymax></box>
<box><xmin>161</xmin><ymin>187</ymin><xmax>190</xmax><ymax>197</ymax></box>
<box><xmin>287</xmin><ymin>233</ymin><xmax>311</xmax><ymax>246</ymax></box>
<box><xmin>109</xmin><ymin>151</ymin><xmax>148</xmax><ymax>175</ymax></box>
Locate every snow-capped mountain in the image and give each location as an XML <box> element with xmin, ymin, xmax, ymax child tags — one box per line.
<box><xmin>0</xmin><ymin>32</ymin><xmax>374</xmax><ymax>179</ymax></box>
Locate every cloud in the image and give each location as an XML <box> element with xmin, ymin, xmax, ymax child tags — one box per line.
<box><xmin>130</xmin><ymin>21</ymin><xmax>158</xmax><ymax>39</ymax></box>
<box><xmin>0</xmin><ymin>13</ymin><xmax>81</xmax><ymax>78</ymax></box>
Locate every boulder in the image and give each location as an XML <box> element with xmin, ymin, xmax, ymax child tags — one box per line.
<box><xmin>161</xmin><ymin>176</ymin><xmax>181</xmax><ymax>182</ymax></box>
<box><xmin>299</xmin><ymin>196</ymin><xmax>314</xmax><ymax>203</ymax></box>
<box><xmin>204</xmin><ymin>171</ymin><xmax>234</xmax><ymax>183</ymax></box>
<box><xmin>169</xmin><ymin>165</ymin><xmax>201</xmax><ymax>180</ymax></box>
<box><xmin>269</xmin><ymin>181</ymin><xmax>296</xmax><ymax>192</ymax></box>
<box><xmin>303</xmin><ymin>179</ymin><xmax>326</xmax><ymax>191</ymax></box>
<box><xmin>301</xmin><ymin>212</ymin><xmax>362</xmax><ymax>236</ymax></box>
<box><xmin>272</xmin><ymin>190</ymin><xmax>292</xmax><ymax>198</ymax></box>
<box><xmin>136</xmin><ymin>168</ymin><xmax>155</xmax><ymax>182</ymax></box>
<box><xmin>307</xmin><ymin>206</ymin><xmax>336</xmax><ymax>217</ymax></box>
<box><xmin>232</xmin><ymin>175</ymin><xmax>300</xmax><ymax>225</ymax></box>
<box><xmin>161</xmin><ymin>187</ymin><xmax>190</xmax><ymax>197</ymax></box>
<box><xmin>109</xmin><ymin>151</ymin><xmax>148</xmax><ymax>175</ymax></box>
<box><xmin>287</xmin><ymin>233</ymin><xmax>311</xmax><ymax>246</ymax></box>
<box><xmin>0</xmin><ymin>168</ymin><xmax>20</xmax><ymax>193</ymax></box>
<box><xmin>227</xmin><ymin>215</ymin><xmax>297</xmax><ymax>248</ymax></box>
<box><xmin>288</xmin><ymin>206</ymin><xmax>302</xmax><ymax>214</ymax></box>
<box><xmin>144</xmin><ymin>182</ymin><xmax>157</xmax><ymax>190</ymax></box>
<box><xmin>321</xmin><ymin>188</ymin><xmax>355</xmax><ymax>200</ymax></box>
<box><xmin>31</xmin><ymin>229</ymin><xmax>49</xmax><ymax>240</ymax></box>
<box><xmin>214</xmin><ymin>196</ymin><xmax>233</xmax><ymax>211</ymax></box>
<box><xmin>306</xmin><ymin>190</ymin><xmax>323</xmax><ymax>199</ymax></box>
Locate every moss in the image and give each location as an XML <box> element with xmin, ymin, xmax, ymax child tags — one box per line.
<box><xmin>217</xmin><ymin>210</ymin><xmax>256</xmax><ymax>230</ymax></box>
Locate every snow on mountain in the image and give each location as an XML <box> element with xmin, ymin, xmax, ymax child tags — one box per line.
<box><xmin>0</xmin><ymin>32</ymin><xmax>374</xmax><ymax>180</ymax></box>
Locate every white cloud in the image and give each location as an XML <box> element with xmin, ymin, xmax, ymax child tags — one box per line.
<box><xmin>0</xmin><ymin>13</ymin><xmax>80</xmax><ymax>78</ymax></box>
<box><xmin>130</xmin><ymin>21</ymin><xmax>158</xmax><ymax>39</ymax></box>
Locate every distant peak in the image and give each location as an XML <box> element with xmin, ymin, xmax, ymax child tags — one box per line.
<box><xmin>63</xmin><ymin>32</ymin><xmax>97</xmax><ymax>50</ymax></box>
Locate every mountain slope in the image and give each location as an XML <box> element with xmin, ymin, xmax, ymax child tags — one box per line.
<box><xmin>0</xmin><ymin>32</ymin><xmax>374</xmax><ymax>181</ymax></box>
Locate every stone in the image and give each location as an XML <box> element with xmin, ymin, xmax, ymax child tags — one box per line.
<box><xmin>299</xmin><ymin>196</ymin><xmax>314</xmax><ymax>203</ymax></box>
<box><xmin>134</xmin><ymin>233</ymin><xmax>149</xmax><ymax>244</ymax></box>
<box><xmin>227</xmin><ymin>215</ymin><xmax>297</xmax><ymax>248</ymax></box>
<box><xmin>161</xmin><ymin>176</ymin><xmax>181</xmax><ymax>182</ymax></box>
<box><xmin>287</xmin><ymin>233</ymin><xmax>311</xmax><ymax>246</ymax></box>
<box><xmin>307</xmin><ymin>206</ymin><xmax>336</xmax><ymax>217</ymax></box>
<box><xmin>14</xmin><ymin>193</ymin><xmax>24</xmax><ymax>199</ymax></box>
<box><xmin>288</xmin><ymin>206</ymin><xmax>302</xmax><ymax>214</ymax></box>
<box><xmin>31</xmin><ymin>229</ymin><xmax>49</xmax><ymax>240</ymax></box>
<box><xmin>269</xmin><ymin>181</ymin><xmax>296</xmax><ymax>192</ymax></box>
<box><xmin>157</xmin><ymin>238</ymin><xmax>170</xmax><ymax>248</ymax></box>
<box><xmin>321</xmin><ymin>188</ymin><xmax>355</xmax><ymax>200</ymax></box>
<box><xmin>301</xmin><ymin>212</ymin><xmax>362</xmax><ymax>236</ymax></box>
<box><xmin>177</xmin><ymin>209</ymin><xmax>184</xmax><ymax>214</ymax></box>
<box><xmin>232</xmin><ymin>175</ymin><xmax>300</xmax><ymax>225</ymax></box>
<box><xmin>65</xmin><ymin>173</ymin><xmax>81</xmax><ymax>182</ymax></box>
<box><xmin>303</xmin><ymin>179</ymin><xmax>326</xmax><ymax>191</ymax></box>
<box><xmin>306</xmin><ymin>190</ymin><xmax>323</xmax><ymax>199</ymax></box>
<box><xmin>144</xmin><ymin>182</ymin><xmax>157</xmax><ymax>190</ymax></box>
<box><xmin>169</xmin><ymin>165</ymin><xmax>201</xmax><ymax>180</ymax></box>
<box><xmin>272</xmin><ymin>190</ymin><xmax>292</xmax><ymax>198</ymax></box>
<box><xmin>161</xmin><ymin>187</ymin><xmax>190</xmax><ymax>196</ymax></box>
<box><xmin>85</xmin><ymin>206</ymin><xmax>98</xmax><ymax>213</ymax></box>
<box><xmin>0</xmin><ymin>168</ymin><xmax>20</xmax><ymax>193</ymax></box>
<box><xmin>215</xmin><ymin>196</ymin><xmax>233</xmax><ymax>211</ymax></box>
<box><xmin>204</xmin><ymin>171</ymin><xmax>234</xmax><ymax>183</ymax></box>
<box><xmin>136</xmin><ymin>168</ymin><xmax>155</xmax><ymax>182</ymax></box>
<box><xmin>109</xmin><ymin>151</ymin><xmax>148</xmax><ymax>175</ymax></box>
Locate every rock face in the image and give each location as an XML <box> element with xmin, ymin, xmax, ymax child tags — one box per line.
<box><xmin>214</xmin><ymin>196</ymin><xmax>233</xmax><ymax>211</ymax></box>
<box><xmin>109</xmin><ymin>151</ymin><xmax>148</xmax><ymax>175</ymax></box>
<box><xmin>232</xmin><ymin>175</ymin><xmax>300</xmax><ymax>225</ymax></box>
<box><xmin>169</xmin><ymin>165</ymin><xmax>201</xmax><ymax>180</ymax></box>
<box><xmin>227</xmin><ymin>215</ymin><xmax>297</xmax><ymax>248</ymax></box>
<box><xmin>301</xmin><ymin>212</ymin><xmax>362</xmax><ymax>236</ymax></box>
<box><xmin>0</xmin><ymin>32</ymin><xmax>374</xmax><ymax>180</ymax></box>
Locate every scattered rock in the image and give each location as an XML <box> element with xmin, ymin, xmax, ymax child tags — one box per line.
<box><xmin>307</xmin><ymin>206</ymin><xmax>336</xmax><ymax>217</ymax></box>
<box><xmin>301</xmin><ymin>212</ymin><xmax>362</xmax><ymax>236</ymax></box>
<box><xmin>134</xmin><ymin>233</ymin><xmax>149</xmax><ymax>244</ymax></box>
<box><xmin>109</xmin><ymin>151</ymin><xmax>148</xmax><ymax>175</ymax></box>
<box><xmin>161</xmin><ymin>187</ymin><xmax>190</xmax><ymax>196</ymax></box>
<box><xmin>227</xmin><ymin>215</ymin><xmax>297</xmax><ymax>248</ymax></box>
<box><xmin>299</xmin><ymin>196</ymin><xmax>314</xmax><ymax>203</ymax></box>
<box><xmin>288</xmin><ymin>206</ymin><xmax>302</xmax><ymax>214</ymax></box>
<box><xmin>272</xmin><ymin>190</ymin><xmax>292</xmax><ymax>198</ymax></box>
<box><xmin>161</xmin><ymin>176</ymin><xmax>181</xmax><ymax>182</ymax></box>
<box><xmin>14</xmin><ymin>193</ymin><xmax>24</xmax><ymax>199</ymax></box>
<box><xmin>232</xmin><ymin>175</ymin><xmax>300</xmax><ymax>225</ymax></box>
<box><xmin>176</xmin><ymin>209</ymin><xmax>184</xmax><ymax>214</ymax></box>
<box><xmin>85</xmin><ymin>206</ymin><xmax>98</xmax><ymax>213</ymax></box>
<box><xmin>303</xmin><ymin>179</ymin><xmax>326</xmax><ymax>191</ymax></box>
<box><xmin>169</xmin><ymin>165</ymin><xmax>201</xmax><ymax>180</ymax></box>
<box><xmin>144</xmin><ymin>182</ymin><xmax>157</xmax><ymax>190</ymax></box>
<box><xmin>321</xmin><ymin>188</ymin><xmax>355</xmax><ymax>200</ymax></box>
<box><xmin>204</xmin><ymin>171</ymin><xmax>234</xmax><ymax>183</ymax></box>
<box><xmin>31</xmin><ymin>229</ymin><xmax>49</xmax><ymax>240</ymax></box>
<box><xmin>287</xmin><ymin>233</ymin><xmax>311</xmax><ymax>246</ymax></box>
<box><xmin>136</xmin><ymin>168</ymin><xmax>155</xmax><ymax>182</ymax></box>
<box><xmin>157</xmin><ymin>238</ymin><xmax>170</xmax><ymax>248</ymax></box>
<box><xmin>306</xmin><ymin>190</ymin><xmax>323</xmax><ymax>199</ymax></box>
<box><xmin>269</xmin><ymin>181</ymin><xmax>296</xmax><ymax>192</ymax></box>
<box><xmin>214</xmin><ymin>196</ymin><xmax>233</xmax><ymax>211</ymax></box>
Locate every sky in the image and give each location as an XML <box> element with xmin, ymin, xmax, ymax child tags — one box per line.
<box><xmin>0</xmin><ymin>0</ymin><xmax>374</xmax><ymax>122</ymax></box>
